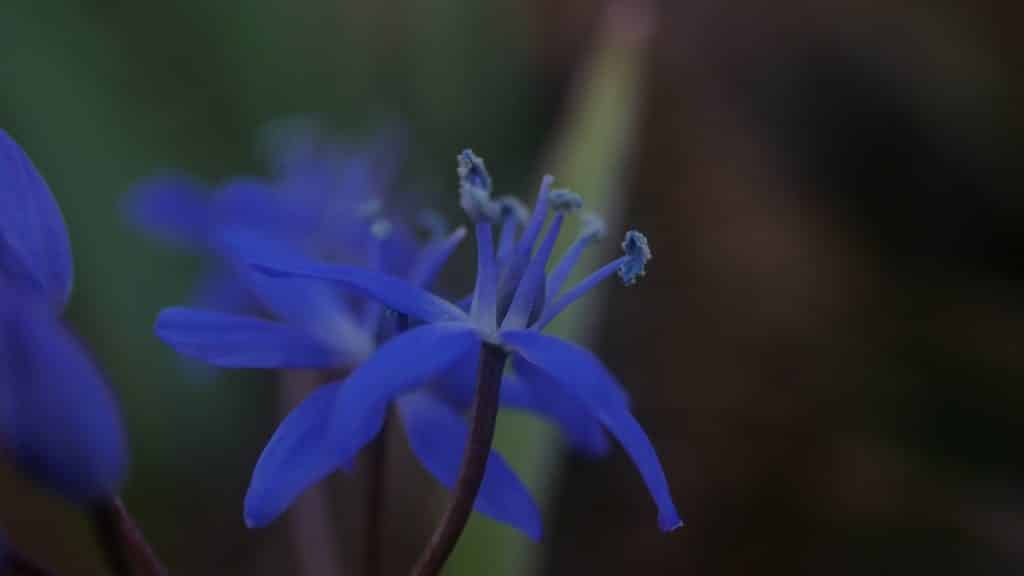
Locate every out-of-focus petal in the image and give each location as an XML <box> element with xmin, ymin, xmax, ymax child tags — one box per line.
<box><xmin>226</xmin><ymin>229</ymin><xmax>468</xmax><ymax>324</ymax></box>
<box><xmin>122</xmin><ymin>173</ymin><xmax>211</xmax><ymax>249</ymax></box>
<box><xmin>244</xmin><ymin>381</ymin><xmax>385</xmax><ymax>527</ymax></box>
<box><xmin>501</xmin><ymin>330</ymin><xmax>682</xmax><ymax>531</ymax></box>
<box><xmin>0</xmin><ymin>130</ymin><xmax>73</xmax><ymax>309</ymax></box>
<box><xmin>397</xmin><ymin>393</ymin><xmax>542</xmax><ymax>540</ymax></box>
<box><xmin>0</xmin><ymin>296</ymin><xmax>126</xmax><ymax>503</ymax></box>
<box><xmin>155</xmin><ymin>307</ymin><xmax>344</xmax><ymax>368</ymax></box>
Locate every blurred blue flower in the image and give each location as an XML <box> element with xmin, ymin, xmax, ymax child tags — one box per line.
<box><xmin>147</xmin><ymin>129</ymin><xmax>596</xmax><ymax>539</ymax></box>
<box><xmin>231</xmin><ymin>149</ymin><xmax>682</xmax><ymax>533</ymax></box>
<box><xmin>0</xmin><ymin>129</ymin><xmax>127</xmax><ymax>503</ymax></box>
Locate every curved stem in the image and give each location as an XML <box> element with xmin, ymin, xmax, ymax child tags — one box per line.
<box><xmin>92</xmin><ymin>498</ymin><xmax>166</xmax><ymax>576</ymax></box>
<box><xmin>411</xmin><ymin>343</ymin><xmax>507</xmax><ymax>576</ymax></box>
<box><xmin>363</xmin><ymin>412</ymin><xmax>390</xmax><ymax>576</ymax></box>
<box><xmin>280</xmin><ymin>371</ymin><xmax>344</xmax><ymax>576</ymax></box>
<box><xmin>5</xmin><ymin>546</ymin><xmax>58</xmax><ymax>576</ymax></box>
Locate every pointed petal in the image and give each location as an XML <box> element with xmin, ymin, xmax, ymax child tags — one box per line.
<box><xmin>155</xmin><ymin>307</ymin><xmax>345</xmax><ymax>368</ymax></box>
<box><xmin>0</xmin><ymin>130</ymin><xmax>73</xmax><ymax>309</ymax></box>
<box><xmin>503</xmin><ymin>358</ymin><xmax>610</xmax><ymax>457</ymax></box>
<box><xmin>328</xmin><ymin>324</ymin><xmax>479</xmax><ymax>448</ymax></box>
<box><xmin>225</xmin><ymin>229</ymin><xmax>468</xmax><ymax>324</ymax></box>
<box><xmin>397</xmin><ymin>393</ymin><xmax>542</xmax><ymax>540</ymax></box>
<box><xmin>244</xmin><ymin>381</ymin><xmax>385</xmax><ymax>527</ymax></box>
<box><xmin>122</xmin><ymin>173</ymin><xmax>210</xmax><ymax>248</ymax></box>
<box><xmin>501</xmin><ymin>330</ymin><xmax>682</xmax><ymax>531</ymax></box>
<box><xmin>0</xmin><ymin>297</ymin><xmax>126</xmax><ymax>502</ymax></box>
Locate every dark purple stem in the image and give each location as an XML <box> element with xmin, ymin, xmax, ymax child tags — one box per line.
<box><xmin>411</xmin><ymin>343</ymin><xmax>507</xmax><ymax>576</ymax></box>
<box><xmin>5</xmin><ymin>546</ymin><xmax>58</xmax><ymax>576</ymax></box>
<box><xmin>363</xmin><ymin>411</ymin><xmax>390</xmax><ymax>576</ymax></box>
<box><xmin>92</xmin><ymin>498</ymin><xmax>166</xmax><ymax>576</ymax></box>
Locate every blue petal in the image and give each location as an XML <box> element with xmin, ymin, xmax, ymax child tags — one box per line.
<box><xmin>237</xmin><ymin>266</ymin><xmax>373</xmax><ymax>362</ymax></box>
<box><xmin>0</xmin><ymin>130</ymin><xmax>73</xmax><ymax>309</ymax></box>
<box><xmin>226</xmin><ymin>229</ymin><xmax>468</xmax><ymax>324</ymax></box>
<box><xmin>155</xmin><ymin>307</ymin><xmax>344</xmax><ymax>368</ymax></box>
<box><xmin>504</xmin><ymin>358</ymin><xmax>610</xmax><ymax>457</ymax></box>
<box><xmin>244</xmin><ymin>381</ymin><xmax>385</xmax><ymax>527</ymax></box>
<box><xmin>122</xmin><ymin>173</ymin><xmax>211</xmax><ymax>249</ymax></box>
<box><xmin>397</xmin><ymin>393</ymin><xmax>542</xmax><ymax>540</ymax></box>
<box><xmin>0</xmin><ymin>296</ymin><xmax>126</xmax><ymax>503</ymax></box>
<box><xmin>501</xmin><ymin>330</ymin><xmax>682</xmax><ymax>531</ymax></box>
<box><xmin>327</xmin><ymin>324</ymin><xmax>479</xmax><ymax>456</ymax></box>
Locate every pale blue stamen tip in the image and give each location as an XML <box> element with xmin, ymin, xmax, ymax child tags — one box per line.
<box><xmin>371</xmin><ymin>218</ymin><xmax>393</xmax><ymax>239</ymax></box>
<box><xmin>617</xmin><ymin>230</ymin><xmax>651</xmax><ymax>286</ymax></box>
<box><xmin>497</xmin><ymin>196</ymin><xmax>529</xmax><ymax>224</ymax></box>
<box><xmin>549</xmin><ymin>188</ymin><xmax>583</xmax><ymax>213</ymax></box>
<box><xmin>578</xmin><ymin>212</ymin><xmax>607</xmax><ymax>242</ymax></box>
<box><xmin>358</xmin><ymin>198</ymin><xmax>383</xmax><ymax>219</ymax></box>
<box><xmin>416</xmin><ymin>209</ymin><xmax>448</xmax><ymax>239</ymax></box>
<box><xmin>457</xmin><ymin>149</ymin><xmax>499</xmax><ymax>222</ymax></box>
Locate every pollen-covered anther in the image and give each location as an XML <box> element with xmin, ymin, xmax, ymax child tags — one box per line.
<box><xmin>371</xmin><ymin>218</ymin><xmax>394</xmax><ymax>239</ymax></box>
<box><xmin>457</xmin><ymin>149</ymin><xmax>499</xmax><ymax>223</ymax></box>
<box><xmin>549</xmin><ymin>189</ymin><xmax>583</xmax><ymax>213</ymax></box>
<box><xmin>578</xmin><ymin>212</ymin><xmax>607</xmax><ymax>243</ymax></box>
<box><xmin>496</xmin><ymin>196</ymin><xmax>529</xmax><ymax>224</ymax></box>
<box><xmin>617</xmin><ymin>230</ymin><xmax>651</xmax><ymax>286</ymax></box>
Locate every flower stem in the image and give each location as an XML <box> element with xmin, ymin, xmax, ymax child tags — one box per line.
<box><xmin>280</xmin><ymin>371</ymin><xmax>344</xmax><ymax>576</ymax></box>
<box><xmin>363</xmin><ymin>411</ymin><xmax>390</xmax><ymax>576</ymax></box>
<box><xmin>92</xmin><ymin>498</ymin><xmax>166</xmax><ymax>576</ymax></box>
<box><xmin>5</xmin><ymin>545</ymin><xmax>58</xmax><ymax>576</ymax></box>
<box><xmin>411</xmin><ymin>343</ymin><xmax>507</xmax><ymax>576</ymax></box>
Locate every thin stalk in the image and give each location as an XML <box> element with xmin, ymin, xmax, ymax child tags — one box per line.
<box><xmin>362</xmin><ymin>412</ymin><xmax>390</xmax><ymax>576</ymax></box>
<box><xmin>92</xmin><ymin>498</ymin><xmax>166</xmax><ymax>576</ymax></box>
<box><xmin>5</xmin><ymin>546</ymin><xmax>58</xmax><ymax>576</ymax></box>
<box><xmin>411</xmin><ymin>343</ymin><xmax>507</xmax><ymax>576</ymax></box>
<box><xmin>280</xmin><ymin>371</ymin><xmax>345</xmax><ymax>576</ymax></box>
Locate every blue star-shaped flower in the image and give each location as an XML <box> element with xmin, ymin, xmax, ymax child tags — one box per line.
<box><xmin>0</xmin><ymin>129</ymin><xmax>127</xmax><ymax>503</ymax></box>
<box><xmin>231</xmin><ymin>150</ymin><xmax>682</xmax><ymax>533</ymax></box>
<box><xmin>146</xmin><ymin>133</ymin><xmax>600</xmax><ymax>538</ymax></box>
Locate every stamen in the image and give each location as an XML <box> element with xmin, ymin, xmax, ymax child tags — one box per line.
<box><xmin>457</xmin><ymin>150</ymin><xmax>499</xmax><ymax>223</ymax></box>
<box><xmin>358</xmin><ymin>198</ymin><xmax>383</xmax><ymax>219</ymax></box>
<box><xmin>495</xmin><ymin>196</ymin><xmax>527</xmax><ymax>265</ymax></box>
<box><xmin>497</xmin><ymin>175</ymin><xmax>553</xmax><ymax>314</ymax></box>
<box><xmin>546</xmin><ymin>212</ymin><xmax>607</xmax><ymax>301</ymax></box>
<box><xmin>371</xmin><ymin>218</ymin><xmax>394</xmax><ymax>239</ymax></box>
<box><xmin>410</xmin><ymin>226</ymin><xmax>468</xmax><ymax>288</ymax></box>
<box><xmin>533</xmin><ymin>230</ymin><xmax>652</xmax><ymax>330</ymax></box>
<box><xmin>469</xmin><ymin>223</ymin><xmax>498</xmax><ymax>332</ymax></box>
<box><xmin>501</xmin><ymin>212</ymin><xmax>565</xmax><ymax>330</ymax></box>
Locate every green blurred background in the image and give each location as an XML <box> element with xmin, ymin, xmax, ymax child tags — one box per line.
<box><xmin>2</xmin><ymin>0</ymin><xmax>1024</xmax><ymax>574</ymax></box>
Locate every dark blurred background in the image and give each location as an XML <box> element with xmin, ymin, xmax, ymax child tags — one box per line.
<box><xmin>2</xmin><ymin>1</ymin><xmax>1023</xmax><ymax>574</ymax></box>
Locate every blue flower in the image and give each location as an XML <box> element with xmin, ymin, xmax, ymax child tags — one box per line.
<box><xmin>0</xmin><ymin>129</ymin><xmax>127</xmax><ymax>503</ymax></box>
<box><xmin>232</xmin><ymin>149</ymin><xmax>682</xmax><ymax>533</ymax></box>
<box><xmin>148</xmin><ymin>132</ymin><xmax>589</xmax><ymax>538</ymax></box>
